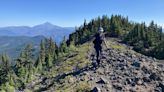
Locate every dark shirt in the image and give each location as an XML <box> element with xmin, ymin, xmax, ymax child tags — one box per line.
<box><xmin>93</xmin><ymin>33</ymin><xmax>102</xmax><ymax>49</ymax></box>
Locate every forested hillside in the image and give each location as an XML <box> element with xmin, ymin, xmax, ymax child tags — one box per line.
<box><xmin>0</xmin><ymin>36</ymin><xmax>45</xmax><ymax>59</ymax></box>
<box><xmin>0</xmin><ymin>37</ymin><xmax>67</xmax><ymax>91</ymax></box>
<box><xmin>67</xmin><ymin>15</ymin><xmax>164</xmax><ymax>59</ymax></box>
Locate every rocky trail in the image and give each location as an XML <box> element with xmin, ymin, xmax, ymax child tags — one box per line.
<box><xmin>79</xmin><ymin>48</ymin><xmax>164</xmax><ymax>92</ymax></box>
<box><xmin>25</xmin><ymin>38</ymin><xmax>164</xmax><ymax>92</ymax></box>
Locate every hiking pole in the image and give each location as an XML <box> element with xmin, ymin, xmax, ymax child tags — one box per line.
<box><xmin>101</xmin><ymin>32</ymin><xmax>108</xmax><ymax>49</ymax></box>
<box><xmin>103</xmin><ymin>37</ymin><xmax>108</xmax><ymax>49</ymax></box>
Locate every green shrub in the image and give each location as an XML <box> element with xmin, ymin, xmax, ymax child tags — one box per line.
<box><xmin>24</xmin><ymin>89</ymin><xmax>32</xmax><ymax>92</ymax></box>
<box><xmin>75</xmin><ymin>82</ymin><xmax>91</xmax><ymax>92</ymax></box>
<box><xmin>3</xmin><ymin>82</ymin><xmax>15</xmax><ymax>92</ymax></box>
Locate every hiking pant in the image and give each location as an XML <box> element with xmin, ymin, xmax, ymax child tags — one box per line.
<box><xmin>95</xmin><ymin>47</ymin><xmax>102</xmax><ymax>64</ymax></box>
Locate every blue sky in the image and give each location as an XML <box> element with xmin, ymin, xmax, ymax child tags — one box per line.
<box><xmin>0</xmin><ymin>0</ymin><xmax>163</xmax><ymax>27</ymax></box>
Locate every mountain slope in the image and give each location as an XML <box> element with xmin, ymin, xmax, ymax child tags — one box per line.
<box><xmin>0</xmin><ymin>36</ymin><xmax>45</xmax><ymax>59</ymax></box>
<box><xmin>23</xmin><ymin>38</ymin><xmax>164</xmax><ymax>92</ymax></box>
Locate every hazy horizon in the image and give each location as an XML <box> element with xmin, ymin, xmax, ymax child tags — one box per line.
<box><xmin>0</xmin><ymin>22</ymin><xmax>75</xmax><ymax>28</ymax></box>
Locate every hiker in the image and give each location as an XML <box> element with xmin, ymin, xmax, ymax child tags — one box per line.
<box><xmin>93</xmin><ymin>27</ymin><xmax>104</xmax><ymax>65</ymax></box>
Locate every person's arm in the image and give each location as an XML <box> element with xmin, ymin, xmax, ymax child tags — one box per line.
<box><xmin>88</xmin><ymin>34</ymin><xmax>96</xmax><ymax>43</ymax></box>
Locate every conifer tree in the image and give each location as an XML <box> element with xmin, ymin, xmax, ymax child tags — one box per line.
<box><xmin>66</xmin><ymin>15</ymin><xmax>164</xmax><ymax>59</ymax></box>
<box><xmin>15</xmin><ymin>44</ymin><xmax>34</xmax><ymax>82</ymax></box>
<box><xmin>60</xmin><ymin>36</ymin><xmax>68</xmax><ymax>54</ymax></box>
<box><xmin>44</xmin><ymin>37</ymin><xmax>57</xmax><ymax>68</ymax></box>
<box><xmin>0</xmin><ymin>54</ymin><xmax>10</xmax><ymax>85</ymax></box>
<box><xmin>35</xmin><ymin>40</ymin><xmax>46</xmax><ymax>71</ymax></box>
<box><xmin>47</xmin><ymin>53</ymin><xmax>53</xmax><ymax>68</ymax></box>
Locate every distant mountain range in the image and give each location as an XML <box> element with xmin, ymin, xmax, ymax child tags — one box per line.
<box><xmin>0</xmin><ymin>22</ymin><xmax>75</xmax><ymax>43</ymax></box>
<box><xmin>0</xmin><ymin>22</ymin><xmax>75</xmax><ymax>58</ymax></box>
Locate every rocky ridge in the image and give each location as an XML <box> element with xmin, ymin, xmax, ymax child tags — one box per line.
<box><xmin>63</xmin><ymin>38</ymin><xmax>164</xmax><ymax>92</ymax></box>
<box><xmin>25</xmin><ymin>38</ymin><xmax>164</xmax><ymax>92</ymax></box>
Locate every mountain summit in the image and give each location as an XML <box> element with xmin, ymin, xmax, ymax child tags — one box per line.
<box><xmin>33</xmin><ymin>22</ymin><xmax>62</xmax><ymax>29</ymax></box>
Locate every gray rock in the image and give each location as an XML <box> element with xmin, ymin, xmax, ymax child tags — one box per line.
<box><xmin>126</xmin><ymin>78</ymin><xmax>133</xmax><ymax>84</ymax></box>
<box><xmin>137</xmin><ymin>79</ymin><xmax>143</xmax><ymax>85</ymax></box>
<box><xmin>154</xmin><ymin>87</ymin><xmax>162</xmax><ymax>92</ymax></box>
<box><xmin>120</xmin><ymin>53</ymin><xmax>125</xmax><ymax>56</ymax></box>
<box><xmin>131</xmin><ymin>54</ymin><xmax>136</xmax><ymax>58</ymax></box>
<box><xmin>131</xmin><ymin>82</ymin><xmax>136</xmax><ymax>87</ymax></box>
<box><xmin>91</xmin><ymin>87</ymin><xmax>101</xmax><ymax>92</ymax></box>
<box><xmin>141</xmin><ymin>58</ymin><xmax>146</xmax><ymax>62</ymax></box>
<box><xmin>141</xmin><ymin>66</ymin><xmax>152</xmax><ymax>74</ymax></box>
<box><xmin>157</xmin><ymin>64</ymin><xmax>164</xmax><ymax>68</ymax></box>
<box><xmin>149</xmin><ymin>73</ymin><xmax>161</xmax><ymax>81</ymax></box>
<box><xmin>110</xmin><ymin>76</ymin><xmax>117</xmax><ymax>80</ymax></box>
<box><xmin>129</xmin><ymin>88</ymin><xmax>137</xmax><ymax>92</ymax></box>
<box><xmin>134</xmin><ymin>77</ymin><xmax>141</xmax><ymax>84</ymax></box>
<box><xmin>96</xmin><ymin>68</ymin><xmax>104</xmax><ymax>75</ymax></box>
<box><xmin>124</xmin><ymin>71</ymin><xmax>130</xmax><ymax>77</ymax></box>
<box><xmin>143</xmin><ymin>76</ymin><xmax>151</xmax><ymax>83</ymax></box>
<box><xmin>96</xmin><ymin>77</ymin><xmax>108</xmax><ymax>84</ymax></box>
<box><xmin>158</xmin><ymin>82</ymin><xmax>164</xmax><ymax>92</ymax></box>
<box><xmin>112</xmin><ymin>83</ymin><xmax>123</xmax><ymax>90</ymax></box>
<box><xmin>131</xmin><ymin>61</ymin><xmax>141</xmax><ymax>68</ymax></box>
